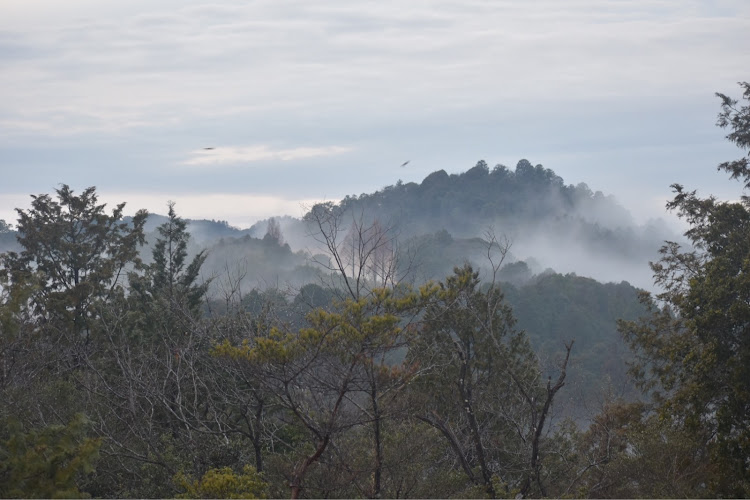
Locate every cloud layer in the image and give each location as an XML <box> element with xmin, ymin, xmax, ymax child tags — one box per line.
<box><xmin>183</xmin><ymin>145</ymin><xmax>352</xmax><ymax>166</ymax></box>
<box><xmin>2</xmin><ymin>0</ymin><xmax>747</xmax><ymax>137</ymax></box>
<box><xmin>0</xmin><ymin>0</ymin><xmax>748</xmax><ymax>230</ymax></box>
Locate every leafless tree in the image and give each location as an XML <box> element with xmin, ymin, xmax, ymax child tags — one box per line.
<box><xmin>304</xmin><ymin>203</ymin><xmax>408</xmax><ymax>301</ymax></box>
<box><xmin>264</xmin><ymin>217</ymin><xmax>285</xmax><ymax>246</ymax></box>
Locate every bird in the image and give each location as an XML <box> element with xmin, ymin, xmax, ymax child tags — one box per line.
<box><xmin>400</xmin><ymin>160</ymin><xmax>410</xmax><ymax>167</ymax></box>
<box><xmin>203</xmin><ymin>147</ymin><xmax>215</xmax><ymax>150</ymax></box>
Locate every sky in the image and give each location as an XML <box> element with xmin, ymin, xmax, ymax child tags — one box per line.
<box><xmin>1</xmin><ymin>0</ymin><xmax>748</xmax><ymax>229</ymax></box>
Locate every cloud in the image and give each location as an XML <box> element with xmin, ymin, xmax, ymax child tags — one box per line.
<box><xmin>182</xmin><ymin>145</ymin><xmax>353</xmax><ymax>166</ymax></box>
<box><xmin>1</xmin><ymin>188</ymin><xmax>322</xmax><ymax>229</ymax></box>
<box><xmin>0</xmin><ymin>0</ymin><xmax>748</xmax><ymax>235</ymax></box>
<box><xmin>0</xmin><ymin>194</ymin><xmax>33</xmax><ymax>225</ymax></box>
<box><xmin>1</xmin><ymin>0</ymin><xmax>747</xmax><ymax>138</ymax></box>
<box><xmin>96</xmin><ymin>190</ymin><xmax>323</xmax><ymax>228</ymax></box>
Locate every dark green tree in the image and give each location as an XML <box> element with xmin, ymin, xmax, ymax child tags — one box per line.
<box><xmin>0</xmin><ymin>413</ymin><xmax>101</xmax><ymax>499</ymax></box>
<box><xmin>0</xmin><ymin>186</ymin><xmax>147</xmax><ymax>436</ymax></box>
<box><xmin>131</xmin><ymin>201</ymin><xmax>208</xmax><ymax>319</ymax></box>
<box><xmin>619</xmin><ymin>82</ymin><xmax>750</xmax><ymax>496</ymax></box>
<box><xmin>0</xmin><ymin>185</ymin><xmax>147</xmax><ymax>342</ymax></box>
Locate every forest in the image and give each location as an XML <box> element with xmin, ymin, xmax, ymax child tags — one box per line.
<box><xmin>0</xmin><ymin>83</ymin><xmax>749</xmax><ymax>498</ymax></box>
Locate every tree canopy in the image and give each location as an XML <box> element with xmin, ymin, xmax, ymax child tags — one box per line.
<box><xmin>2</xmin><ymin>84</ymin><xmax>749</xmax><ymax>498</ymax></box>
<box><xmin>619</xmin><ymin>81</ymin><xmax>750</xmax><ymax>496</ymax></box>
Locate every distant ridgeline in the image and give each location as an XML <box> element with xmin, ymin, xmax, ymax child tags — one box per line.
<box><xmin>314</xmin><ymin>159</ymin><xmax>673</xmax><ymax>288</ymax></box>
<box><xmin>0</xmin><ymin>160</ymin><xmax>674</xmax><ymax>289</ymax></box>
<box><xmin>0</xmin><ymin>163</ymin><xmax>655</xmax><ymax>421</ymax></box>
<box><xmin>336</xmin><ymin>159</ymin><xmax>659</xmax><ymax>247</ymax></box>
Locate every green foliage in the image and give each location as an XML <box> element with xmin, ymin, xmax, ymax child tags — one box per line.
<box><xmin>506</xmin><ymin>273</ymin><xmax>646</xmax><ymax>414</ymax></box>
<box><xmin>1</xmin><ymin>185</ymin><xmax>147</xmax><ymax>336</ymax></box>
<box><xmin>409</xmin><ymin>264</ymin><xmax>557</xmax><ymax>496</ymax></box>
<box><xmin>571</xmin><ymin>400</ymin><xmax>712</xmax><ymax>498</ymax></box>
<box><xmin>716</xmin><ymin>81</ymin><xmax>750</xmax><ymax>189</ymax></box>
<box><xmin>175</xmin><ymin>464</ymin><xmax>269</xmax><ymax>499</ymax></box>
<box><xmin>619</xmin><ymin>81</ymin><xmax>750</xmax><ymax>497</ymax></box>
<box><xmin>130</xmin><ymin>201</ymin><xmax>208</xmax><ymax>319</ymax></box>
<box><xmin>152</xmin><ymin>203</ymin><xmax>208</xmax><ymax>309</ymax></box>
<box><xmin>0</xmin><ymin>414</ymin><xmax>101</xmax><ymax>499</ymax></box>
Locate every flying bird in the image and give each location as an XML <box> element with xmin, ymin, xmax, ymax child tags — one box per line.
<box><xmin>203</xmin><ymin>147</ymin><xmax>215</xmax><ymax>150</ymax></box>
<box><xmin>400</xmin><ymin>160</ymin><xmax>410</xmax><ymax>167</ymax></box>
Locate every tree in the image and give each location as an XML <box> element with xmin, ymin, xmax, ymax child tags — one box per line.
<box><xmin>263</xmin><ymin>217</ymin><xmax>285</xmax><ymax>246</ymax></box>
<box><xmin>300</xmin><ymin>201</ymin><xmax>423</xmax><ymax>497</ymax></box>
<box><xmin>130</xmin><ymin>201</ymin><xmax>208</xmax><ymax>321</ymax></box>
<box><xmin>0</xmin><ymin>413</ymin><xmax>101</xmax><ymax>499</ymax></box>
<box><xmin>304</xmin><ymin>202</ymin><xmax>404</xmax><ymax>301</ymax></box>
<box><xmin>203</xmin><ymin>284</ymin><xmax>286</xmax><ymax>477</ymax></box>
<box><xmin>619</xmin><ymin>82</ymin><xmax>750</xmax><ymax>496</ymax></box>
<box><xmin>76</xmin><ymin>203</ymin><xmax>212</xmax><ymax>496</ymax></box>
<box><xmin>716</xmin><ymin>82</ymin><xmax>750</xmax><ymax>189</ymax></box>
<box><xmin>409</xmin><ymin>263</ymin><xmax>573</xmax><ymax>497</ymax></box>
<box><xmin>0</xmin><ymin>186</ymin><xmax>148</xmax><ymax>466</ymax></box>
<box><xmin>214</xmin><ymin>286</ymin><xmax>421</xmax><ymax>498</ymax></box>
<box><xmin>1</xmin><ymin>185</ymin><xmax>147</xmax><ymax>342</ymax></box>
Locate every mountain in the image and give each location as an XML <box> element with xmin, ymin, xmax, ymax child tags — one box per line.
<box><xmin>301</xmin><ymin>159</ymin><xmax>679</xmax><ymax>289</ymax></box>
<box><xmin>0</xmin><ymin>162</ymin><xmax>664</xmax><ymax>426</ymax></box>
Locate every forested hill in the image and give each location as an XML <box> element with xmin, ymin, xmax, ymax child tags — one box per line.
<box><xmin>340</xmin><ymin>159</ymin><xmax>633</xmax><ymax>233</ymax></box>
<box><xmin>139</xmin><ymin>159</ymin><xmax>675</xmax><ymax>289</ymax></box>
<box><xmin>298</xmin><ymin>159</ymin><xmax>677</xmax><ymax>288</ymax></box>
<box><xmin>0</xmin><ymin>160</ymin><xmax>675</xmax><ymax>288</ymax></box>
<box><xmin>336</xmin><ymin>159</ymin><xmax>668</xmax><ymax>243</ymax></box>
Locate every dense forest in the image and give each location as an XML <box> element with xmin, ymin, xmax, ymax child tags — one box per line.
<box><xmin>0</xmin><ymin>83</ymin><xmax>749</xmax><ymax>498</ymax></box>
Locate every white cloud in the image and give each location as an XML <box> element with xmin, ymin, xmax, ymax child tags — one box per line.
<box><xmin>1</xmin><ymin>0</ymin><xmax>747</xmax><ymax>137</ymax></box>
<box><xmin>1</xmin><ymin>189</ymin><xmax>321</xmax><ymax>229</ymax></box>
<box><xmin>0</xmin><ymin>0</ymin><xmax>748</xmax><ymax>235</ymax></box>
<box><xmin>182</xmin><ymin>145</ymin><xmax>353</xmax><ymax>166</ymax></box>
<box><xmin>0</xmin><ymin>194</ymin><xmax>31</xmax><ymax>226</ymax></box>
<box><xmin>97</xmin><ymin>191</ymin><xmax>322</xmax><ymax>228</ymax></box>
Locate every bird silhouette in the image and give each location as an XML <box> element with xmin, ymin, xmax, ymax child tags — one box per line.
<box><xmin>400</xmin><ymin>160</ymin><xmax>410</xmax><ymax>167</ymax></box>
<box><xmin>203</xmin><ymin>147</ymin><xmax>215</xmax><ymax>150</ymax></box>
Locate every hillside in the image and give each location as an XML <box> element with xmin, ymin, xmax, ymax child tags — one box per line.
<box><xmin>319</xmin><ymin>159</ymin><xmax>676</xmax><ymax>288</ymax></box>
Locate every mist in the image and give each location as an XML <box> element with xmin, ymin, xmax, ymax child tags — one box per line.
<box><xmin>0</xmin><ymin>160</ymin><xmax>685</xmax><ymax>297</ymax></box>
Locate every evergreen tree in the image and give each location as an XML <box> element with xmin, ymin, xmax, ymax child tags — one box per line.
<box><xmin>0</xmin><ymin>185</ymin><xmax>147</xmax><ymax>342</ymax></box>
<box><xmin>130</xmin><ymin>202</ymin><xmax>208</xmax><ymax>328</ymax></box>
<box><xmin>0</xmin><ymin>414</ymin><xmax>101</xmax><ymax>499</ymax></box>
<box><xmin>619</xmin><ymin>82</ymin><xmax>750</xmax><ymax>496</ymax></box>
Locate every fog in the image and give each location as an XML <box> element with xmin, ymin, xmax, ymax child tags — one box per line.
<box><xmin>0</xmin><ymin>161</ymin><xmax>686</xmax><ymax>296</ymax></box>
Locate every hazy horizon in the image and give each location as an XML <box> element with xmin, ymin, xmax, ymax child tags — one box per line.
<box><xmin>2</xmin><ymin>1</ymin><xmax>748</xmax><ymax>230</ymax></box>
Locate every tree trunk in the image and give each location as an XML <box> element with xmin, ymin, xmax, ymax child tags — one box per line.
<box><xmin>371</xmin><ymin>381</ymin><xmax>383</xmax><ymax>498</ymax></box>
<box><xmin>290</xmin><ymin>436</ymin><xmax>329</xmax><ymax>499</ymax></box>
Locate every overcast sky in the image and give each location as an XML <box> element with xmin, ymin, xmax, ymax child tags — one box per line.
<box><xmin>1</xmin><ymin>0</ymin><xmax>748</xmax><ymax>228</ymax></box>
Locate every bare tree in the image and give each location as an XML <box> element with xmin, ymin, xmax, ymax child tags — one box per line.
<box><xmin>304</xmin><ymin>203</ymin><xmax>405</xmax><ymax>301</ymax></box>
<box><xmin>264</xmin><ymin>217</ymin><xmax>285</xmax><ymax>246</ymax></box>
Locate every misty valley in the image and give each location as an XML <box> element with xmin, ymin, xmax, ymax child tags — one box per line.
<box><xmin>2</xmin><ymin>79</ymin><xmax>750</xmax><ymax>500</ymax></box>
